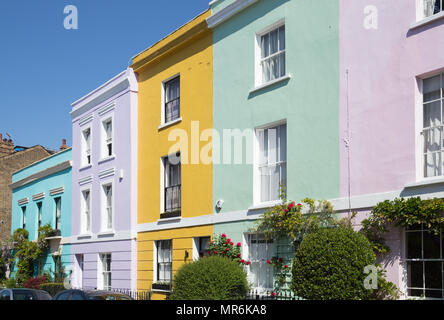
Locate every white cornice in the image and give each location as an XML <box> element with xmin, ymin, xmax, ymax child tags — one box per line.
<box><xmin>32</xmin><ymin>192</ymin><xmax>45</xmax><ymax>201</ymax></box>
<box><xmin>10</xmin><ymin>161</ymin><xmax>72</xmax><ymax>191</ymax></box>
<box><xmin>98</xmin><ymin>167</ymin><xmax>116</xmax><ymax>179</ymax></box>
<box><xmin>49</xmin><ymin>187</ymin><xmax>65</xmax><ymax>196</ymax></box>
<box><xmin>207</xmin><ymin>0</ymin><xmax>259</xmax><ymax>28</ymax></box>
<box><xmin>78</xmin><ymin>175</ymin><xmax>93</xmax><ymax>186</ymax></box>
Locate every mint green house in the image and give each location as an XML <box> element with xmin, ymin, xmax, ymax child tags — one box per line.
<box><xmin>10</xmin><ymin>147</ymin><xmax>72</xmax><ymax>280</ymax></box>
<box><xmin>207</xmin><ymin>0</ymin><xmax>340</xmax><ymax>293</ymax></box>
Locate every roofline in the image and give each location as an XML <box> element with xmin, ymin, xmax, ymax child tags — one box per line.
<box><xmin>11</xmin><ymin>147</ymin><xmax>72</xmax><ymax>177</ymax></box>
<box><xmin>130</xmin><ymin>9</ymin><xmax>210</xmax><ymax>68</ymax></box>
<box><xmin>71</xmin><ymin>69</ymin><xmax>131</xmax><ymax>108</ymax></box>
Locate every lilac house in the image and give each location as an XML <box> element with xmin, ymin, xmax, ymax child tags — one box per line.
<box><xmin>334</xmin><ymin>0</ymin><xmax>444</xmax><ymax>299</ymax></box>
<box><xmin>69</xmin><ymin>69</ymin><xmax>138</xmax><ymax>291</ymax></box>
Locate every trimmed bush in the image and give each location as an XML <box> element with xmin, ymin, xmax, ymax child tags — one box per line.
<box><xmin>169</xmin><ymin>256</ymin><xmax>249</xmax><ymax>300</ymax></box>
<box><xmin>291</xmin><ymin>226</ymin><xmax>376</xmax><ymax>300</ymax></box>
<box><xmin>40</xmin><ymin>283</ymin><xmax>65</xmax><ymax>296</ymax></box>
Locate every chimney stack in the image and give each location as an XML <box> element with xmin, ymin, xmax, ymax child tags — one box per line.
<box><xmin>60</xmin><ymin>139</ymin><xmax>69</xmax><ymax>151</ymax></box>
<box><xmin>0</xmin><ymin>132</ymin><xmax>14</xmax><ymax>157</ymax></box>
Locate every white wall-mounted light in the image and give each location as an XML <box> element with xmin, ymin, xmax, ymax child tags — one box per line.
<box><xmin>216</xmin><ymin>199</ymin><xmax>224</xmax><ymax>210</ymax></box>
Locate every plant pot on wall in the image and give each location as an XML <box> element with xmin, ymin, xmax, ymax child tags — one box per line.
<box><xmin>45</xmin><ymin>236</ymin><xmax>62</xmax><ymax>256</ymax></box>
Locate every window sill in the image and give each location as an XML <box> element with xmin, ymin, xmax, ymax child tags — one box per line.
<box><xmin>160</xmin><ymin>210</ymin><xmax>181</xmax><ymax>219</ymax></box>
<box><xmin>249</xmin><ymin>75</ymin><xmax>291</xmax><ymax>95</ymax></box>
<box><xmin>158</xmin><ymin>117</ymin><xmax>182</xmax><ymax>131</ymax></box>
<box><xmin>77</xmin><ymin>234</ymin><xmax>92</xmax><ymax>240</ymax></box>
<box><xmin>410</xmin><ymin>11</ymin><xmax>444</xmax><ymax>30</ymax></box>
<box><xmin>79</xmin><ymin>164</ymin><xmax>92</xmax><ymax>171</ymax></box>
<box><xmin>404</xmin><ymin>177</ymin><xmax>444</xmax><ymax>188</ymax></box>
<box><xmin>97</xmin><ymin>230</ymin><xmax>115</xmax><ymax>237</ymax></box>
<box><xmin>248</xmin><ymin>200</ymin><xmax>283</xmax><ymax>211</ymax></box>
<box><xmin>98</xmin><ymin>155</ymin><xmax>115</xmax><ymax>164</ymax></box>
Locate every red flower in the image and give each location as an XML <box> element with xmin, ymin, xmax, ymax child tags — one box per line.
<box><xmin>230</xmin><ymin>242</ymin><xmax>233</xmax><ymax>246</ymax></box>
<box><xmin>221</xmin><ymin>233</ymin><xmax>226</xmax><ymax>238</ymax></box>
<box><xmin>246</xmin><ymin>261</ymin><xmax>250</xmax><ymax>265</ymax></box>
<box><xmin>297</xmin><ymin>203</ymin><xmax>302</xmax><ymax>206</ymax></box>
<box><xmin>284</xmin><ymin>209</ymin><xmax>289</xmax><ymax>213</ymax></box>
<box><xmin>267</xmin><ymin>259</ymin><xmax>271</xmax><ymax>264</ymax></box>
<box><xmin>227</xmin><ymin>238</ymin><xmax>231</xmax><ymax>242</ymax></box>
<box><xmin>214</xmin><ymin>251</ymin><xmax>218</xmax><ymax>254</ymax></box>
<box><xmin>226</xmin><ymin>240</ymin><xmax>230</xmax><ymax>244</ymax></box>
<box><xmin>271</xmin><ymin>292</ymin><xmax>276</xmax><ymax>297</ymax></box>
<box><xmin>284</xmin><ymin>265</ymin><xmax>288</xmax><ymax>268</ymax></box>
<box><xmin>226</xmin><ymin>247</ymin><xmax>230</xmax><ymax>251</ymax></box>
<box><xmin>237</xmin><ymin>253</ymin><xmax>241</xmax><ymax>257</ymax></box>
<box><xmin>278</xmin><ymin>258</ymin><xmax>283</xmax><ymax>262</ymax></box>
<box><xmin>237</xmin><ymin>242</ymin><xmax>241</xmax><ymax>247</ymax></box>
<box><xmin>240</xmin><ymin>259</ymin><xmax>245</xmax><ymax>263</ymax></box>
<box><xmin>288</xmin><ymin>202</ymin><xmax>295</xmax><ymax>209</ymax></box>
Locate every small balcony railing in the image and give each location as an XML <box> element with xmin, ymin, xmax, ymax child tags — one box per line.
<box><xmin>162</xmin><ymin>185</ymin><xmax>181</xmax><ymax>218</ymax></box>
<box><xmin>165</xmin><ymin>98</ymin><xmax>180</xmax><ymax>123</ymax></box>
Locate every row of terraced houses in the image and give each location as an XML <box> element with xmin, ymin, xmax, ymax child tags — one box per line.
<box><xmin>5</xmin><ymin>0</ymin><xmax>444</xmax><ymax>299</ymax></box>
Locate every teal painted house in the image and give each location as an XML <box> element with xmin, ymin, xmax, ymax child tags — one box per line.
<box><xmin>207</xmin><ymin>0</ymin><xmax>340</xmax><ymax>293</ymax></box>
<box><xmin>10</xmin><ymin>146</ymin><xmax>72</xmax><ymax>279</ymax></box>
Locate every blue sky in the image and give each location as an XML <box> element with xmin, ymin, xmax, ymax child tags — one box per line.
<box><xmin>0</xmin><ymin>0</ymin><xmax>210</xmax><ymax>151</ymax></box>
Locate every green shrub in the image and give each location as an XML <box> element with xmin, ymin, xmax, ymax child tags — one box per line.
<box><xmin>291</xmin><ymin>226</ymin><xmax>376</xmax><ymax>300</ymax></box>
<box><xmin>40</xmin><ymin>283</ymin><xmax>66</xmax><ymax>296</ymax></box>
<box><xmin>169</xmin><ymin>256</ymin><xmax>249</xmax><ymax>300</ymax></box>
<box><xmin>4</xmin><ymin>278</ymin><xmax>18</xmax><ymax>288</ymax></box>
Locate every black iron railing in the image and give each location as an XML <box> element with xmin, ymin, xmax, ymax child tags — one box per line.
<box><xmin>246</xmin><ymin>290</ymin><xmax>304</xmax><ymax>300</ymax></box>
<box><xmin>164</xmin><ymin>185</ymin><xmax>181</xmax><ymax>215</ymax></box>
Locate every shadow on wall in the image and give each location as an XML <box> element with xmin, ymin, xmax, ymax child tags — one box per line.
<box><xmin>406</xmin><ymin>15</ymin><xmax>444</xmax><ymax>37</ymax></box>
<box><xmin>212</xmin><ymin>0</ymin><xmax>290</xmax><ymax>44</ymax></box>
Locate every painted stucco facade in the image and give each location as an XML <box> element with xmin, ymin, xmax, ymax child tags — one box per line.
<box><xmin>209</xmin><ymin>0</ymin><xmax>340</xmax><ymax>292</ymax></box>
<box><xmin>132</xmin><ymin>10</ymin><xmax>214</xmax><ymax>299</ymax></box>
<box><xmin>336</xmin><ymin>0</ymin><xmax>444</xmax><ymax>298</ymax></box>
<box><xmin>10</xmin><ymin>148</ymin><xmax>72</xmax><ymax>277</ymax></box>
<box><xmin>69</xmin><ymin>69</ymin><xmax>138</xmax><ymax>291</ymax></box>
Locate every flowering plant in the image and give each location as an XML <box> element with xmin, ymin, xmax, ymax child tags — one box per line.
<box><xmin>208</xmin><ymin>234</ymin><xmax>250</xmax><ymax>265</ymax></box>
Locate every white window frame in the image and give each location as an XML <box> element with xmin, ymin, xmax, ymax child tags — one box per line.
<box><xmin>405</xmin><ymin>225</ymin><xmax>444</xmax><ymax>299</ymax></box>
<box><xmin>417</xmin><ymin>0</ymin><xmax>444</xmax><ymax>21</ymax></box>
<box><xmin>81</xmin><ymin>127</ymin><xmax>92</xmax><ymax>167</ymax></box>
<box><xmin>254</xmin><ymin>19</ymin><xmax>286</xmax><ymax>88</ymax></box>
<box><xmin>80</xmin><ymin>187</ymin><xmax>91</xmax><ymax>235</ymax></box>
<box><xmin>21</xmin><ymin>206</ymin><xmax>26</xmax><ymax>229</ymax></box>
<box><xmin>160</xmin><ymin>153</ymin><xmax>181</xmax><ymax>214</ymax></box>
<box><xmin>100</xmin><ymin>116</ymin><xmax>114</xmax><ymax>160</ymax></box>
<box><xmin>98</xmin><ymin>253</ymin><xmax>112</xmax><ymax>290</ymax></box>
<box><xmin>54</xmin><ymin>197</ymin><xmax>62</xmax><ymax>231</ymax></box>
<box><xmin>101</xmin><ymin>181</ymin><xmax>114</xmax><ymax>232</ymax></box>
<box><xmin>253</xmin><ymin>120</ymin><xmax>287</xmax><ymax>206</ymax></box>
<box><xmin>37</xmin><ymin>202</ymin><xmax>42</xmax><ymax>231</ymax></box>
<box><xmin>417</xmin><ymin>72</ymin><xmax>444</xmax><ymax>181</ymax></box>
<box><xmin>192</xmin><ymin>236</ymin><xmax>211</xmax><ymax>261</ymax></box>
<box><xmin>154</xmin><ymin>240</ymin><xmax>173</xmax><ymax>284</ymax></box>
<box><xmin>243</xmin><ymin>233</ymin><xmax>274</xmax><ymax>293</ymax></box>
<box><xmin>161</xmin><ymin>73</ymin><xmax>181</xmax><ymax>126</ymax></box>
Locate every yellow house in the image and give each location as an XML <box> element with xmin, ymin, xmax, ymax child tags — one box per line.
<box><xmin>131</xmin><ymin>10</ymin><xmax>213</xmax><ymax>300</ymax></box>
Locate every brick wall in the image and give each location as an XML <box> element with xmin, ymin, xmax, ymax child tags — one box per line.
<box><xmin>0</xmin><ymin>146</ymin><xmax>51</xmax><ymax>242</ymax></box>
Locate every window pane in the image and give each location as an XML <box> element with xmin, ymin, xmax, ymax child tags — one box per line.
<box><xmin>260</xmin><ymin>166</ymin><xmax>270</xmax><ymax>203</ymax></box>
<box><xmin>279</xmin><ymin>124</ymin><xmax>287</xmax><ymax>162</ymax></box>
<box><xmin>424</xmin><ymin>152</ymin><xmax>442</xmax><ymax>177</ymax></box>
<box><xmin>268</xmin><ymin>127</ymin><xmax>277</xmax><ymax>164</ymax></box>
<box><xmin>423</xmin><ymin>75</ymin><xmax>441</xmax><ymax>102</ymax></box>
<box><xmin>270</xmin><ymin>165</ymin><xmax>280</xmax><ymax>201</ymax></box>
<box><xmin>407</xmin><ymin>261</ymin><xmax>424</xmax><ymax>289</ymax></box>
<box><xmin>279</xmin><ymin>52</ymin><xmax>286</xmax><ymax>77</ymax></box>
<box><xmin>270</xmin><ymin>29</ymin><xmax>278</xmax><ymax>55</ymax></box>
<box><xmin>424</xmin><ymin>127</ymin><xmax>442</xmax><ymax>153</ymax></box>
<box><xmin>278</xmin><ymin>25</ymin><xmax>285</xmax><ymax>51</ymax></box>
<box><xmin>423</xmin><ymin>100</ymin><xmax>441</xmax><ymax>128</ymax></box>
<box><xmin>423</xmin><ymin>231</ymin><xmax>441</xmax><ymax>259</ymax></box>
<box><xmin>270</xmin><ymin>55</ymin><xmax>279</xmax><ymax>80</ymax></box>
<box><xmin>425</xmin><ymin>261</ymin><xmax>442</xmax><ymax>290</ymax></box>
<box><xmin>261</xmin><ymin>33</ymin><xmax>269</xmax><ymax>59</ymax></box>
<box><xmin>407</xmin><ymin>232</ymin><xmax>422</xmax><ymax>259</ymax></box>
<box><xmin>262</xmin><ymin>59</ymin><xmax>271</xmax><ymax>83</ymax></box>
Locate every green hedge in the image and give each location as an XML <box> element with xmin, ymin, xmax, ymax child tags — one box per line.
<box><xmin>169</xmin><ymin>256</ymin><xmax>249</xmax><ymax>300</ymax></box>
<box><xmin>291</xmin><ymin>226</ymin><xmax>376</xmax><ymax>300</ymax></box>
<box><xmin>40</xmin><ymin>283</ymin><xmax>66</xmax><ymax>297</ymax></box>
